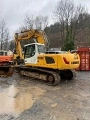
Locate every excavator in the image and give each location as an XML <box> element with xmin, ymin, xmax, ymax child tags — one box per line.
<box><xmin>13</xmin><ymin>29</ymin><xmax>80</xmax><ymax>85</ymax></box>
<box><xmin>0</xmin><ymin>50</ymin><xmax>14</xmax><ymax>77</ymax></box>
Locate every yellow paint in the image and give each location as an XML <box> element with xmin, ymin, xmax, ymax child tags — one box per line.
<box><xmin>25</xmin><ymin>53</ymin><xmax>80</xmax><ymax>70</ymax></box>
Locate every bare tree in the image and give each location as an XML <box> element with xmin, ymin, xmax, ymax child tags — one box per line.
<box><xmin>3</xmin><ymin>29</ymin><xmax>9</xmax><ymax>50</ymax></box>
<box><xmin>34</xmin><ymin>16</ymin><xmax>42</xmax><ymax>30</ymax></box>
<box><xmin>23</xmin><ymin>14</ymin><xmax>48</xmax><ymax>30</ymax></box>
<box><xmin>43</xmin><ymin>16</ymin><xmax>48</xmax><ymax>29</ymax></box>
<box><xmin>70</xmin><ymin>4</ymin><xmax>86</xmax><ymax>40</ymax></box>
<box><xmin>54</xmin><ymin>0</ymin><xmax>75</xmax><ymax>44</ymax></box>
<box><xmin>0</xmin><ymin>20</ymin><xmax>9</xmax><ymax>50</ymax></box>
<box><xmin>24</xmin><ymin>14</ymin><xmax>34</xmax><ymax>29</ymax></box>
<box><xmin>9</xmin><ymin>41</ymin><xmax>15</xmax><ymax>51</ymax></box>
<box><xmin>53</xmin><ymin>0</ymin><xmax>86</xmax><ymax>49</ymax></box>
<box><xmin>35</xmin><ymin>16</ymin><xmax>48</xmax><ymax>30</ymax></box>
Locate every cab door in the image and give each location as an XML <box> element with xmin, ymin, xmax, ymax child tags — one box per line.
<box><xmin>24</xmin><ymin>44</ymin><xmax>38</xmax><ymax>64</ymax></box>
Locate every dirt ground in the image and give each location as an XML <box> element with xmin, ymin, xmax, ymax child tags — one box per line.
<box><xmin>0</xmin><ymin>71</ymin><xmax>90</xmax><ymax>120</ymax></box>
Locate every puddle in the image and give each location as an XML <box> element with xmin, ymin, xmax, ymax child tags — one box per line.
<box><xmin>0</xmin><ymin>85</ymin><xmax>45</xmax><ymax>117</ymax></box>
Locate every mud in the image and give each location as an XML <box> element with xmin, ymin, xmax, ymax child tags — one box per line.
<box><xmin>0</xmin><ymin>71</ymin><xmax>90</xmax><ymax>120</ymax></box>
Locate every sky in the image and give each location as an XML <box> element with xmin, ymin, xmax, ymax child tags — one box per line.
<box><xmin>0</xmin><ymin>0</ymin><xmax>90</xmax><ymax>39</ymax></box>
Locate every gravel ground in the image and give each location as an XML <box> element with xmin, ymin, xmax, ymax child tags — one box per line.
<box><xmin>0</xmin><ymin>71</ymin><xmax>90</xmax><ymax>120</ymax></box>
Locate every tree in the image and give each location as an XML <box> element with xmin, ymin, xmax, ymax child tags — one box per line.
<box><xmin>0</xmin><ymin>20</ymin><xmax>9</xmax><ymax>50</ymax></box>
<box><xmin>53</xmin><ymin>0</ymin><xmax>86</xmax><ymax>50</ymax></box>
<box><xmin>24</xmin><ymin>14</ymin><xmax>34</xmax><ymax>29</ymax></box>
<box><xmin>23</xmin><ymin>14</ymin><xmax>48</xmax><ymax>30</ymax></box>
<box><xmin>35</xmin><ymin>16</ymin><xmax>48</xmax><ymax>30</ymax></box>
<box><xmin>3</xmin><ymin>29</ymin><xmax>9</xmax><ymax>50</ymax></box>
<box><xmin>35</xmin><ymin>16</ymin><xmax>43</xmax><ymax>30</ymax></box>
<box><xmin>9</xmin><ymin>41</ymin><xmax>15</xmax><ymax>51</ymax></box>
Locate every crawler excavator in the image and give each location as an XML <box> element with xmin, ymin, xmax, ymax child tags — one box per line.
<box><xmin>13</xmin><ymin>29</ymin><xmax>80</xmax><ymax>85</ymax></box>
<box><xmin>0</xmin><ymin>50</ymin><xmax>14</xmax><ymax>77</ymax></box>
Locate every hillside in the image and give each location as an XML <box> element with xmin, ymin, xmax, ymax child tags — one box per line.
<box><xmin>45</xmin><ymin>25</ymin><xmax>90</xmax><ymax>49</ymax></box>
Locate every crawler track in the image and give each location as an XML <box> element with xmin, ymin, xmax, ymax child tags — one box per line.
<box><xmin>59</xmin><ymin>69</ymin><xmax>76</xmax><ymax>80</ymax></box>
<box><xmin>17</xmin><ymin>67</ymin><xmax>61</xmax><ymax>86</ymax></box>
<box><xmin>64</xmin><ymin>69</ymin><xmax>76</xmax><ymax>80</ymax></box>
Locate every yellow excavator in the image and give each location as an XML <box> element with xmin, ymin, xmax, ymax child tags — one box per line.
<box><xmin>13</xmin><ymin>29</ymin><xmax>80</xmax><ymax>85</ymax></box>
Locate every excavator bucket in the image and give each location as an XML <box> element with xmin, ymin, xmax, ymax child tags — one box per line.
<box><xmin>0</xmin><ymin>66</ymin><xmax>14</xmax><ymax>77</ymax></box>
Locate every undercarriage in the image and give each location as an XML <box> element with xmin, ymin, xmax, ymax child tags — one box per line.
<box><xmin>0</xmin><ymin>66</ymin><xmax>14</xmax><ymax>77</ymax></box>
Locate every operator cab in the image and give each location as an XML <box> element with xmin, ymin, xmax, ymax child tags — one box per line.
<box><xmin>24</xmin><ymin>43</ymin><xmax>45</xmax><ymax>64</ymax></box>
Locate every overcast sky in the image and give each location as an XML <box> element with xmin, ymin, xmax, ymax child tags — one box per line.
<box><xmin>1</xmin><ymin>0</ymin><xmax>90</xmax><ymax>39</ymax></box>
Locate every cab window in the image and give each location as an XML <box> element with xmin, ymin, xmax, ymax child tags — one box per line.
<box><xmin>24</xmin><ymin>44</ymin><xmax>35</xmax><ymax>58</ymax></box>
